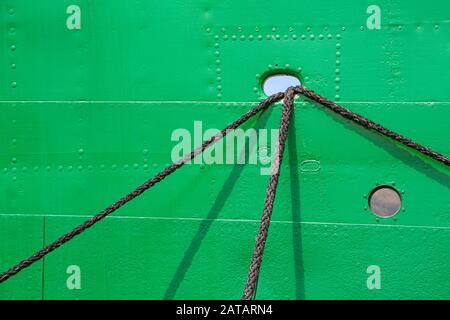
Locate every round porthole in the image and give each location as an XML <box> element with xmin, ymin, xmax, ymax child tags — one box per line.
<box><xmin>368</xmin><ymin>186</ymin><xmax>402</xmax><ymax>218</ymax></box>
<box><xmin>262</xmin><ymin>74</ymin><xmax>301</xmax><ymax>96</ymax></box>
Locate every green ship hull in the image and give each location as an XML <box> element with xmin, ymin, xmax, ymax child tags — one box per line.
<box><xmin>0</xmin><ymin>0</ymin><xmax>449</xmax><ymax>299</ymax></box>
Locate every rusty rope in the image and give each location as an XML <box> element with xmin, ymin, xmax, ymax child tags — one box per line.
<box><xmin>295</xmin><ymin>87</ymin><xmax>450</xmax><ymax>166</ymax></box>
<box><xmin>242</xmin><ymin>87</ymin><xmax>296</xmax><ymax>300</ymax></box>
<box><xmin>243</xmin><ymin>86</ymin><xmax>449</xmax><ymax>299</ymax></box>
<box><xmin>0</xmin><ymin>86</ymin><xmax>448</xmax><ymax>290</ymax></box>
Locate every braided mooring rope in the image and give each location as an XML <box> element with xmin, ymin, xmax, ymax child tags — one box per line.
<box><xmin>0</xmin><ymin>86</ymin><xmax>448</xmax><ymax>298</ymax></box>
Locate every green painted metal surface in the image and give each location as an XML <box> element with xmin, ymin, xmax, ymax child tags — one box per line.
<box><xmin>0</xmin><ymin>0</ymin><xmax>449</xmax><ymax>299</ymax></box>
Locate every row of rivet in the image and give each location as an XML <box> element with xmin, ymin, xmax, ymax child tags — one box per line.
<box><xmin>8</xmin><ymin>7</ymin><xmax>17</xmax><ymax>88</ymax></box>
<box><xmin>208</xmin><ymin>26</ymin><xmax>343</xmax><ymax>100</ymax></box>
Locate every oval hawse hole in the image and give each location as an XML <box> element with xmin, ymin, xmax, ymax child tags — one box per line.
<box><xmin>262</xmin><ymin>74</ymin><xmax>301</xmax><ymax>96</ymax></box>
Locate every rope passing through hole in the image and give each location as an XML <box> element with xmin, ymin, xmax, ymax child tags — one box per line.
<box><xmin>242</xmin><ymin>87</ymin><xmax>296</xmax><ymax>300</ymax></box>
<box><xmin>0</xmin><ymin>86</ymin><xmax>448</xmax><ymax>296</ymax></box>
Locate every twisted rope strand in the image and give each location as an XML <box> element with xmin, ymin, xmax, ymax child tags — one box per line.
<box><xmin>242</xmin><ymin>86</ymin><xmax>449</xmax><ymax>299</ymax></box>
<box><xmin>242</xmin><ymin>87</ymin><xmax>296</xmax><ymax>300</ymax></box>
<box><xmin>0</xmin><ymin>85</ymin><xmax>447</xmax><ymax>289</ymax></box>
<box><xmin>0</xmin><ymin>92</ymin><xmax>285</xmax><ymax>284</ymax></box>
<box><xmin>296</xmin><ymin>87</ymin><xmax>450</xmax><ymax>166</ymax></box>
